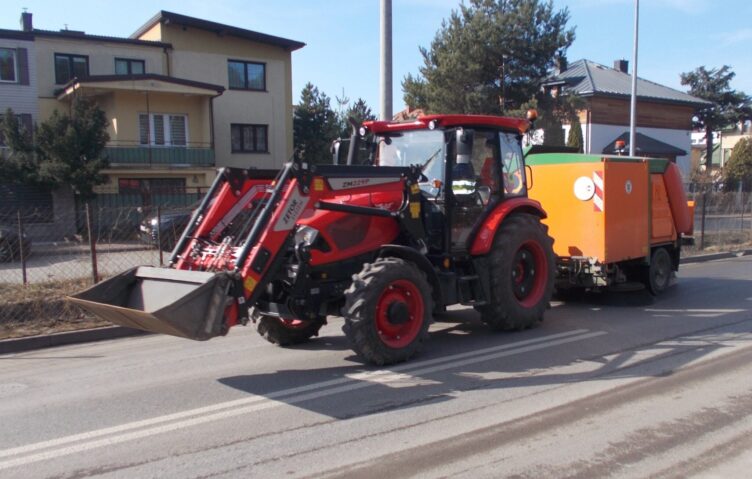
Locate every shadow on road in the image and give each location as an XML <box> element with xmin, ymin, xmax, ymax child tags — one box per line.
<box><xmin>219</xmin><ymin>278</ymin><xmax>752</xmax><ymax>421</ymax></box>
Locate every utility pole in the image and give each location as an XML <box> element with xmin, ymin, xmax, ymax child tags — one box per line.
<box><xmin>629</xmin><ymin>0</ymin><xmax>639</xmax><ymax>156</ymax></box>
<box><xmin>380</xmin><ymin>0</ymin><xmax>393</xmax><ymax>121</ymax></box>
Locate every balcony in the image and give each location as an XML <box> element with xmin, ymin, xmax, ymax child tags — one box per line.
<box><xmin>105</xmin><ymin>145</ymin><xmax>215</xmax><ymax>167</ymax></box>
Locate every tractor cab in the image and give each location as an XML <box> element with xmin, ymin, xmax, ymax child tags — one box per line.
<box><xmin>350</xmin><ymin>114</ymin><xmax>532</xmax><ymax>253</ymax></box>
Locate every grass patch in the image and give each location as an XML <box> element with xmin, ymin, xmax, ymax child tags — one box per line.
<box><xmin>684</xmin><ymin>231</ymin><xmax>752</xmax><ymax>256</ymax></box>
<box><xmin>0</xmin><ymin>278</ymin><xmax>110</xmax><ymax>340</ymax></box>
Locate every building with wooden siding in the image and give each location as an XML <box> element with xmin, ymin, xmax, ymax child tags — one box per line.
<box><xmin>543</xmin><ymin>59</ymin><xmax>711</xmax><ymax>176</ymax></box>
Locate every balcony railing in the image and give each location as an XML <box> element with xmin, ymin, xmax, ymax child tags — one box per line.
<box><xmin>105</xmin><ymin>146</ymin><xmax>215</xmax><ymax>167</ymax></box>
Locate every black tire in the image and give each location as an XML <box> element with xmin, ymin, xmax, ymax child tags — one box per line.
<box><xmin>342</xmin><ymin>257</ymin><xmax>433</xmax><ymax>365</ymax></box>
<box><xmin>645</xmin><ymin>247</ymin><xmax>672</xmax><ymax>296</ymax></box>
<box><xmin>255</xmin><ymin>312</ymin><xmax>325</xmax><ymax>346</ymax></box>
<box><xmin>478</xmin><ymin>214</ymin><xmax>555</xmax><ymax>331</ymax></box>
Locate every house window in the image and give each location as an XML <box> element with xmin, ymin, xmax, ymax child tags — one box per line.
<box><xmin>115</xmin><ymin>58</ymin><xmax>145</xmax><ymax>75</ymax></box>
<box><xmin>231</xmin><ymin>124</ymin><xmax>268</xmax><ymax>153</ymax></box>
<box><xmin>139</xmin><ymin>113</ymin><xmax>188</xmax><ymax>146</ymax></box>
<box><xmin>227</xmin><ymin>60</ymin><xmax>265</xmax><ymax>90</ymax></box>
<box><xmin>54</xmin><ymin>53</ymin><xmax>88</xmax><ymax>84</ymax></box>
<box><xmin>0</xmin><ymin>48</ymin><xmax>17</xmax><ymax>82</ymax></box>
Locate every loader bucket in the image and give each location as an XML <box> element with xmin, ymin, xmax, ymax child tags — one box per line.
<box><xmin>68</xmin><ymin>266</ymin><xmax>234</xmax><ymax>341</ymax></box>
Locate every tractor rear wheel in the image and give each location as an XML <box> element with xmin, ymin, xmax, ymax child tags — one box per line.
<box><xmin>254</xmin><ymin>312</ymin><xmax>325</xmax><ymax>346</ymax></box>
<box><xmin>342</xmin><ymin>257</ymin><xmax>433</xmax><ymax>365</ymax></box>
<box><xmin>478</xmin><ymin>214</ymin><xmax>555</xmax><ymax>331</ymax></box>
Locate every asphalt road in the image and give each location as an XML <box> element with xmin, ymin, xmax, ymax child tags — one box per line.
<box><xmin>0</xmin><ymin>256</ymin><xmax>751</xmax><ymax>478</ymax></box>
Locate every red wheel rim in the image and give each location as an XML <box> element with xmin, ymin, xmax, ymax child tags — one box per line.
<box><xmin>511</xmin><ymin>240</ymin><xmax>548</xmax><ymax>308</ymax></box>
<box><xmin>280</xmin><ymin>318</ymin><xmax>310</xmax><ymax>330</ymax></box>
<box><xmin>375</xmin><ymin>279</ymin><xmax>424</xmax><ymax>348</ymax></box>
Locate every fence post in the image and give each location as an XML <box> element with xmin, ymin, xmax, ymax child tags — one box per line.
<box><xmin>699</xmin><ymin>190</ymin><xmax>707</xmax><ymax>250</ymax></box>
<box><xmin>17</xmin><ymin>210</ymin><xmax>28</xmax><ymax>285</ymax></box>
<box><xmin>85</xmin><ymin>203</ymin><xmax>99</xmax><ymax>284</ymax></box>
<box><xmin>157</xmin><ymin>205</ymin><xmax>164</xmax><ymax>266</ymax></box>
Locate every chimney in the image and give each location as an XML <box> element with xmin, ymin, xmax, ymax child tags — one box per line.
<box><xmin>614</xmin><ymin>59</ymin><xmax>629</xmax><ymax>74</ymax></box>
<box><xmin>20</xmin><ymin>11</ymin><xmax>33</xmax><ymax>32</ymax></box>
<box><xmin>555</xmin><ymin>55</ymin><xmax>568</xmax><ymax>75</ymax></box>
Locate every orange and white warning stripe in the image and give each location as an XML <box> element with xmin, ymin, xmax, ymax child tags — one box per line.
<box><xmin>593</xmin><ymin>170</ymin><xmax>604</xmax><ymax>212</ymax></box>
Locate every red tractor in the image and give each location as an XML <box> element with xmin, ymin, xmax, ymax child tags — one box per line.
<box><xmin>71</xmin><ymin>113</ymin><xmax>555</xmax><ymax>365</ymax></box>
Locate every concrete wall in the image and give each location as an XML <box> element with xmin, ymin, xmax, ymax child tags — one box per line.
<box><xmin>0</xmin><ymin>37</ymin><xmax>38</xmax><ymax>121</ymax></box>
<box><xmin>155</xmin><ymin>25</ymin><xmax>294</xmax><ymax>169</ymax></box>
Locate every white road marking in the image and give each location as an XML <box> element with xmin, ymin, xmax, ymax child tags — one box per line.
<box><xmin>645</xmin><ymin>308</ymin><xmax>746</xmax><ymax>318</ymax></box>
<box><xmin>0</xmin><ymin>329</ymin><xmax>604</xmax><ymax>470</ymax></box>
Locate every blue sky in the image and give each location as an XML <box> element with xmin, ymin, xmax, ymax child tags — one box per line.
<box><xmin>3</xmin><ymin>0</ymin><xmax>751</xmax><ymax>115</ymax></box>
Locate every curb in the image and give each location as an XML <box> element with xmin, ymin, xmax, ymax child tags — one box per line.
<box><xmin>0</xmin><ymin>326</ymin><xmax>149</xmax><ymax>355</ymax></box>
<box><xmin>680</xmin><ymin>249</ymin><xmax>752</xmax><ymax>264</ymax></box>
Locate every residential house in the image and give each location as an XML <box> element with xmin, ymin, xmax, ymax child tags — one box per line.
<box><xmin>543</xmin><ymin>59</ymin><xmax>711</xmax><ymax>177</ymax></box>
<box><xmin>0</xmin><ymin>10</ymin><xmax>303</xmax><ymax>239</ymax></box>
<box><xmin>690</xmin><ymin>121</ymin><xmax>751</xmax><ymax>174</ymax></box>
<box><xmin>131</xmin><ymin>11</ymin><xmax>304</xmax><ymax>171</ymax></box>
<box><xmin>0</xmin><ymin>15</ymin><xmax>66</xmax><ymax>237</ymax></box>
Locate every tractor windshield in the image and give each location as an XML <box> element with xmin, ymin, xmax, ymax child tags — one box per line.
<box><xmin>377</xmin><ymin>130</ymin><xmax>445</xmax><ymax>195</ymax></box>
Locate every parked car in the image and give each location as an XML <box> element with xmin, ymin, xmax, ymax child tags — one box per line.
<box><xmin>0</xmin><ymin>226</ymin><xmax>32</xmax><ymax>262</ymax></box>
<box><xmin>139</xmin><ymin>207</ymin><xmax>193</xmax><ymax>252</ymax></box>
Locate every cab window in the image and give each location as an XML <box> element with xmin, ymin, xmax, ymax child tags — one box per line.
<box><xmin>499</xmin><ymin>132</ymin><xmax>525</xmax><ymax>196</ymax></box>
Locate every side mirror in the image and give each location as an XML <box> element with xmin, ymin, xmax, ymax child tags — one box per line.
<box><xmin>525</xmin><ymin>165</ymin><xmax>533</xmax><ymax>191</ymax></box>
<box><xmin>477</xmin><ymin>185</ymin><xmax>491</xmax><ymax>205</ymax></box>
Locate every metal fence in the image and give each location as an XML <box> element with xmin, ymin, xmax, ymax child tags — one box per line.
<box><xmin>686</xmin><ymin>187</ymin><xmax>752</xmax><ymax>253</ymax></box>
<box><xmin>0</xmin><ymin>201</ymin><xmax>195</xmax><ymax>334</ymax></box>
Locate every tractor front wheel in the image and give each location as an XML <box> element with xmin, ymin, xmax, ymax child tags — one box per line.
<box><xmin>342</xmin><ymin>257</ymin><xmax>433</xmax><ymax>365</ymax></box>
<box><xmin>254</xmin><ymin>312</ymin><xmax>325</xmax><ymax>346</ymax></box>
<box><xmin>478</xmin><ymin>214</ymin><xmax>555</xmax><ymax>331</ymax></box>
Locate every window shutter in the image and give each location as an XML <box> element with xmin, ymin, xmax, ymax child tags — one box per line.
<box><xmin>169</xmin><ymin>115</ymin><xmax>187</xmax><ymax>146</ymax></box>
<box><xmin>139</xmin><ymin>114</ymin><xmax>149</xmax><ymax>145</ymax></box>
<box><xmin>16</xmin><ymin>48</ymin><xmax>29</xmax><ymax>85</ymax></box>
<box><xmin>153</xmin><ymin>115</ymin><xmax>165</xmax><ymax>145</ymax></box>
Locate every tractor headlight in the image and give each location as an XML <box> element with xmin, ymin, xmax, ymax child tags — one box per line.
<box><xmin>150</xmin><ymin>218</ymin><xmax>159</xmax><ymax>226</ymax></box>
<box><xmin>295</xmin><ymin>226</ymin><xmax>320</xmax><ymax>246</ymax></box>
<box><xmin>294</xmin><ymin>226</ymin><xmax>331</xmax><ymax>252</ymax></box>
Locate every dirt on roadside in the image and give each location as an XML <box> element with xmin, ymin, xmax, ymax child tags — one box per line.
<box><xmin>0</xmin><ymin>279</ymin><xmax>110</xmax><ymax>340</ymax></box>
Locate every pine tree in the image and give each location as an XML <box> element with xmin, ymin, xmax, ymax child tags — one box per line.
<box><xmin>1</xmin><ymin>99</ymin><xmax>110</xmax><ymax>197</ymax></box>
<box><xmin>680</xmin><ymin>66</ymin><xmax>751</xmax><ymax>169</ymax></box>
<box><xmin>338</xmin><ymin>98</ymin><xmax>376</xmax><ymax>138</ymax></box>
<box><xmin>293</xmin><ymin>83</ymin><xmax>340</xmax><ymax>164</ymax></box>
<box><xmin>567</xmin><ymin>114</ymin><xmax>583</xmax><ymax>152</ymax></box>
<box><xmin>35</xmin><ymin>97</ymin><xmax>110</xmax><ymax>197</ymax></box>
<box><xmin>402</xmin><ymin>0</ymin><xmax>575</xmax><ymax>114</ymax></box>
<box><xmin>723</xmin><ymin>137</ymin><xmax>752</xmax><ymax>191</ymax></box>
